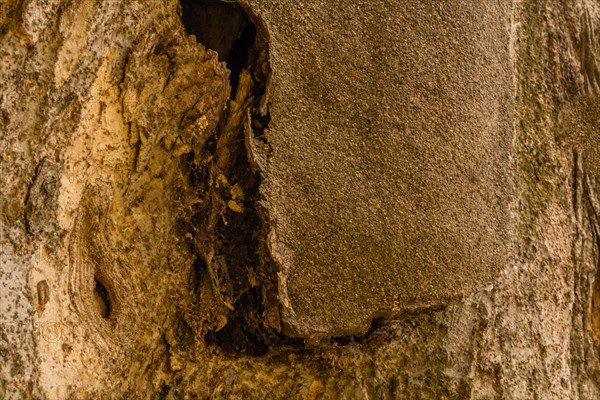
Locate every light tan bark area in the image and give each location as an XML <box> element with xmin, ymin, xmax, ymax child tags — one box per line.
<box><xmin>1</xmin><ymin>0</ymin><xmax>600</xmax><ymax>399</ymax></box>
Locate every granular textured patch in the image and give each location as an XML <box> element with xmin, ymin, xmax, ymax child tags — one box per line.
<box><xmin>254</xmin><ymin>0</ymin><xmax>516</xmax><ymax>337</ymax></box>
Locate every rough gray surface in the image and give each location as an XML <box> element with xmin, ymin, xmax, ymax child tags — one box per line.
<box><xmin>254</xmin><ymin>0</ymin><xmax>516</xmax><ymax>337</ymax></box>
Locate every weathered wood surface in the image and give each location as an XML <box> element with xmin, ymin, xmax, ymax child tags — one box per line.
<box><xmin>1</xmin><ymin>0</ymin><xmax>600</xmax><ymax>398</ymax></box>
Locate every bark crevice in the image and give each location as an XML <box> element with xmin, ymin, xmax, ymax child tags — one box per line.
<box><xmin>178</xmin><ymin>0</ymin><xmax>284</xmax><ymax>355</ymax></box>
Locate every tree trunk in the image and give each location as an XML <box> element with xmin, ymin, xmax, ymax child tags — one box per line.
<box><xmin>1</xmin><ymin>0</ymin><xmax>600</xmax><ymax>398</ymax></box>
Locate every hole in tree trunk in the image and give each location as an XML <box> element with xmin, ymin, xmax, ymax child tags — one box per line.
<box><xmin>93</xmin><ymin>277</ymin><xmax>112</xmax><ymax>319</ymax></box>
<box><xmin>181</xmin><ymin>0</ymin><xmax>256</xmax><ymax>97</ymax></box>
<box><xmin>178</xmin><ymin>0</ymin><xmax>278</xmax><ymax>355</ymax></box>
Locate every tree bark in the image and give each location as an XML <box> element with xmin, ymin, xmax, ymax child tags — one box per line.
<box><xmin>1</xmin><ymin>0</ymin><xmax>600</xmax><ymax>399</ymax></box>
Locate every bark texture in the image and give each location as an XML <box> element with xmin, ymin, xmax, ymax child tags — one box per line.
<box><xmin>1</xmin><ymin>0</ymin><xmax>600</xmax><ymax>399</ymax></box>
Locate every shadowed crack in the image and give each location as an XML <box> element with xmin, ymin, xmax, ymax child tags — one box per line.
<box><xmin>179</xmin><ymin>0</ymin><xmax>281</xmax><ymax>355</ymax></box>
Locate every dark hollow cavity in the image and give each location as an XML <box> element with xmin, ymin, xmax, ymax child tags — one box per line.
<box><xmin>93</xmin><ymin>277</ymin><xmax>112</xmax><ymax>319</ymax></box>
<box><xmin>179</xmin><ymin>0</ymin><xmax>283</xmax><ymax>355</ymax></box>
<box><xmin>181</xmin><ymin>0</ymin><xmax>256</xmax><ymax>96</ymax></box>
